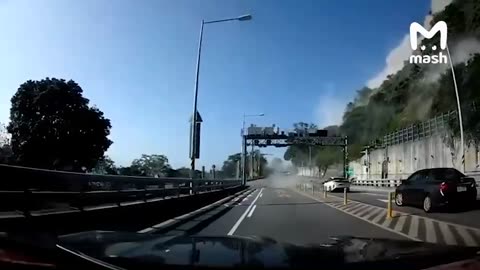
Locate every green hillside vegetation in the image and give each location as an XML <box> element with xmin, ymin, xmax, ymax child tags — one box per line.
<box><xmin>285</xmin><ymin>0</ymin><xmax>480</xmax><ymax>170</ymax></box>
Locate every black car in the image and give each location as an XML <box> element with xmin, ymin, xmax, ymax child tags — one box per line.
<box><xmin>395</xmin><ymin>168</ymin><xmax>477</xmax><ymax>212</ymax></box>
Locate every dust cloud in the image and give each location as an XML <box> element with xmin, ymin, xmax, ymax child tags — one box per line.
<box><xmin>263</xmin><ymin>174</ymin><xmax>312</xmax><ymax>189</ymax></box>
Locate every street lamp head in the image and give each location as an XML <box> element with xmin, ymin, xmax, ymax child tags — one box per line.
<box><xmin>237</xmin><ymin>14</ymin><xmax>252</xmax><ymax>21</ymax></box>
<box><xmin>258</xmin><ymin>113</ymin><xmax>265</xmax><ymax>116</ymax></box>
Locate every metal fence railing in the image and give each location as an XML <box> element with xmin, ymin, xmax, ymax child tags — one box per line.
<box><xmin>298</xmin><ymin>176</ymin><xmax>403</xmax><ymax>188</ymax></box>
<box><xmin>350</xmin><ymin>179</ymin><xmax>403</xmax><ymax>188</ymax></box>
<box><xmin>370</xmin><ymin>111</ymin><xmax>456</xmax><ymax>148</ymax></box>
<box><xmin>0</xmin><ymin>164</ymin><xmax>242</xmax><ymax>217</ymax></box>
<box><xmin>351</xmin><ymin>173</ymin><xmax>412</xmax><ymax>181</ymax></box>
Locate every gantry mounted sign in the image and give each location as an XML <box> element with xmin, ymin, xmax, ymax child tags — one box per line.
<box><xmin>241</xmin><ymin>126</ymin><xmax>349</xmax><ymax>185</ymax></box>
<box><xmin>244</xmin><ymin>134</ymin><xmax>347</xmax><ymax>147</ymax></box>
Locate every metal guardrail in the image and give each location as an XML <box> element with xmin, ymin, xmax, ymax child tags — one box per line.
<box><xmin>353</xmin><ymin>173</ymin><xmax>411</xmax><ymax>181</ymax></box>
<box><xmin>0</xmin><ymin>164</ymin><xmax>242</xmax><ymax>217</ymax></box>
<box><xmin>351</xmin><ymin>179</ymin><xmax>403</xmax><ymax>188</ymax></box>
<box><xmin>299</xmin><ymin>176</ymin><xmax>402</xmax><ymax>188</ymax></box>
<box><xmin>350</xmin><ymin>173</ymin><xmax>480</xmax><ymax>188</ymax></box>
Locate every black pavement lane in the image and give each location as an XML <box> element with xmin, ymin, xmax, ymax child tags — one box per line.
<box><xmin>194</xmin><ymin>188</ymin><xmax>262</xmax><ymax>236</ymax></box>
<box><xmin>232</xmin><ymin>187</ymin><xmax>406</xmax><ymax>245</ymax></box>
<box><xmin>330</xmin><ymin>190</ymin><xmax>480</xmax><ymax>229</ymax></box>
<box><xmin>193</xmin><ymin>177</ymin><xmax>406</xmax><ymax>245</ymax></box>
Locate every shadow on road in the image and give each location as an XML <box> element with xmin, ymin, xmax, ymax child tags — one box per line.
<box><xmin>256</xmin><ymin>202</ymin><xmax>324</xmax><ymax>206</ymax></box>
<box><xmin>435</xmin><ymin>200</ymin><xmax>480</xmax><ymax>213</ymax></box>
<box><xmin>397</xmin><ymin>200</ymin><xmax>480</xmax><ymax>214</ymax></box>
<box><xmin>159</xmin><ymin>190</ymin><xmax>255</xmax><ymax>236</ymax></box>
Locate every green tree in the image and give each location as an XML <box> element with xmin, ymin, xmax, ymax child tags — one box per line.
<box><xmin>283</xmin><ymin>122</ymin><xmax>321</xmax><ymax>166</ymax></box>
<box><xmin>253</xmin><ymin>150</ymin><xmax>269</xmax><ymax>177</ymax></box>
<box><xmin>222</xmin><ymin>153</ymin><xmax>241</xmax><ymax>178</ymax></box>
<box><xmin>93</xmin><ymin>156</ymin><xmax>117</xmax><ymax>175</ymax></box>
<box><xmin>0</xmin><ymin>123</ymin><xmax>12</xmax><ymax>164</ymax></box>
<box><xmin>221</xmin><ymin>151</ymin><xmax>268</xmax><ymax>178</ymax></box>
<box><xmin>7</xmin><ymin>78</ymin><xmax>112</xmax><ymax>171</ymax></box>
<box><xmin>314</xmin><ymin>147</ymin><xmax>342</xmax><ymax>177</ymax></box>
<box><xmin>165</xmin><ymin>167</ymin><xmax>191</xmax><ymax>178</ymax></box>
<box><xmin>117</xmin><ymin>165</ymin><xmax>144</xmax><ymax>176</ymax></box>
<box><xmin>131</xmin><ymin>154</ymin><xmax>171</xmax><ymax>177</ymax></box>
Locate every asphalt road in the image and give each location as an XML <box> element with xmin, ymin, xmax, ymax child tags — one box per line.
<box><xmin>141</xmin><ymin>176</ymin><xmax>480</xmax><ymax>246</ymax></box>
<box><xmin>330</xmin><ymin>188</ymin><xmax>480</xmax><ymax>229</ymax></box>
<box><xmin>193</xmin><ymin>177</ymin><xmax>406</xmax><ymax>245</ymax></box>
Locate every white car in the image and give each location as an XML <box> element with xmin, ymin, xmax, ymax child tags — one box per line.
<box><xmin>323</xmin><ymin>177</ymin><xmax>350</xmax><ymax>192</ymax></box>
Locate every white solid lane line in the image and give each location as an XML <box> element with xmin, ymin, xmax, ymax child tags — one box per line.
<box><xmin>247</xmin><ymin>205</ymin><xmax>257</xmax><ymax>218</ymax></box>
<box><xmin>378</xmin><ymin>199</ymin><xmax>389</xmax><ymax>203</ymax></box>
<box><xmin>228</xmin><ymin>187</ymin><xmax>264</xmax><ymax>235</ymax></box>
<box><xmin>260</xmin><ymin>193</ymin><xmax>263</xmax><ymax>198</ymax></box>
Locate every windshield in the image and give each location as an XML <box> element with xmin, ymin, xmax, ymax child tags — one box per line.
<box><xmin>1</xmin><ymin>0</ymin><xmax>480</xmax><ymax>269</ymax></box>
<box><xmin>429</xmin><ymin>168</ymin><xmax>466</xmax><ymax>181</ymax></box>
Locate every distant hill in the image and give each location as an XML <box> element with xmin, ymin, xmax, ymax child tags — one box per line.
<box><xmin>284</xmin><ymin>0</ymin><xmax>480</xmax><ymax>169</ymax></box>
<box><xmin>340</xmin><ymin>0</ymin><xmax>480</xmax><ymax>159</ymax></box>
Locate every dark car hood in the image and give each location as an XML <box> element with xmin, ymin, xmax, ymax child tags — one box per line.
<box><xmin>57</xmin><ymin>231</ymin><xmax>479</xmax><ymax>269</ymax></box>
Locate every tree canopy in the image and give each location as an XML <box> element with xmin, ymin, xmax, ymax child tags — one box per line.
<box><xmin>283</xmin><ymin>122</ymin><xmax>343</xmax><ymax>175</ymax></box>
<box><xmin>93</xmin><ymin>156</ymin><xmax>118</xmax><ymax>175</ymax></box>
<box><xmin>130</xmin><ymin>154</ymin><xmax>171</xmax><ymax>177</ymax></box>
<box><xmin>7</xmin><ymin>78</ymin><xmax>112</xmax><ymax>171</ymax></box>
<box><xmin>221</xmin><ymin>151</ymin><xmax>268</xmax><ymax>178</ymax></box>
<box><xmin>0</xmin><ymin>123</ymin><xmax>12</xmax><ymax>164</ymax></box>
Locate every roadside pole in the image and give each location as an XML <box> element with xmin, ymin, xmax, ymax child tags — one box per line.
<box><xmin>242</xmin><ymin>135</ymin><xmax>247</xmax><ymax>186</ymax></box>
<box><xmin>387</xmin><ymin>192</ymin><xmax>394</xmax><ymax>219</ymax></box>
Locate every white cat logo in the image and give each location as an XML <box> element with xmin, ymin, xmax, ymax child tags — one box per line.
<box><xmin>409</xmin><ymin>21</ymin><xmax>448</xmax><ymax>64</ymax></box>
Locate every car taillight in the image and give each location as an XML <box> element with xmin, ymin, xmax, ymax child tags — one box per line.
<box><xmin>0</xmin><ymin>249</ymin><xmax>55</xmax><ymax>268</ymax></box>
<box><xmin>440</xmin><ymin>182</ymin><xmax>448</xmax><ymax>193</ymax></box>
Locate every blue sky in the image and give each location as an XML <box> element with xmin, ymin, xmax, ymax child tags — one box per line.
<box><xmin>0</xmin><ymin>0</ymin><xmax>430</xmax><ymax>168</ymax></box>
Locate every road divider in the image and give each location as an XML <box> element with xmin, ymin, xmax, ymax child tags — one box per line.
<box><xmin>387</xmin><ymin>192</ymin><xmax>394</xmax><ymax>219</ymax></box>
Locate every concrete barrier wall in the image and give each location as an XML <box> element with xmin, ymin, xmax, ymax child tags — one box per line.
<box><xmin>350</xmin><ymin>134</ymin><xmax>480</xmax><ymax>180</ymax></box>
<box><xmin>0</xmin><ymin>185</ymin><xmax>246</xmax><ymax>234</ymax></box>
<box><xmin>297</xmin><ymin>165</ymin><xmax>343</xmax><ymax>178</ymax></box>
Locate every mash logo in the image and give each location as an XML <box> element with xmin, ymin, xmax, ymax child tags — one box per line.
<box><xmin>409</xmin><ymin>21</ymin><xmax>448</xmax><ymax>64</ymax></box>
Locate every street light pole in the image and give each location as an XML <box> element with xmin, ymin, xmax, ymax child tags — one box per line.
<box><xmin>190</xmin><ymin>14</ymin><xmax>252</xmax><ymax>179</ymax></box>
<box><xmin>190</xmin><ymin>20</ymin><xmax>204</xmax><ymax>179</ymax></box>
<box><xmin>446</xmin><ymin>44</ymin><xmax>465</xmax><ymax>173</ymax></box>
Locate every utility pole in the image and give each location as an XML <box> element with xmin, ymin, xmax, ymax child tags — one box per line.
<box><xmin>250</xmin><ymin>143</ymin><xmax>254</xmax><ymax>178</ymax></box>
<box><xmin>242</xmin><ymin>136</ymin><xmax>247</xmax><ymax>185</ymax></box>
<box><xmin>236</xmin><ymin>160</ymin><xmax>240</xmax><ymax>179</ymax></box>
<box><xmin>446</xmin><ymin>44</ymin><xmax>465</xmax><ymax>173</ymax></box>
<box><xmin>343</xmin><ymin>136</ymin><xmax>348</xmax><ymax>179</ymax></box>
<box><xmin>257</xmin><ymin>153</ymin><xmax>261</xmax><ymax>176</ymax></box>
<box><xmin>309</xmin><ymin>145</ymin><xmax>312</xmax><ymax>177</ymax></box>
